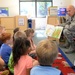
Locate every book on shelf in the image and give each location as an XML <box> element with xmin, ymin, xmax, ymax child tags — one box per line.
<box><xmin>45</xmin><ymin>24</ymin><xmax>63</xmax><ymax>39</ymax></box>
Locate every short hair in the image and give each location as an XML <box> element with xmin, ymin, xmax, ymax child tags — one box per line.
<box><xmin>0</xmin><ymin>32</ymin><xmax>11</xmax><ymax>43</ymax></box>
<box><xmin>13</xmin><ymin>27</ymin><xmax>19</xmax><ymax>34</ymax></box>
<box><xmin>13</xmin><ymin>31</ymin><xmax>27</xmax><ymax>41</ymax></box>
<box><xmin>24</xmin><ymin>28</ymin><xmax>34</xmax><ymax>37</ymax></box>
<box><xmin>36</xmin><ymin>39</ymin><xmax>58</xmax><ymax>66</ymax></box>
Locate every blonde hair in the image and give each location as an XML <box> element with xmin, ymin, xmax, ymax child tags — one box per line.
<box><xmin>36</xmin><ymin>39</ymin><xmax>58</xmax><ymax>66</ymax></box>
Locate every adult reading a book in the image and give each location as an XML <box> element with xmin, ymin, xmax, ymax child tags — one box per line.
<box><xmin>59</xmin><ymin>5</ymin><xmax>75</xmax><ymax>54</ymax></box>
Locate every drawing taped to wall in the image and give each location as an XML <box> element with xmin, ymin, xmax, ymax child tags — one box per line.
<box><xmin>18</xmin><ymin>18</ymin><xmax>24</xmax><ymax>26</ymax></box>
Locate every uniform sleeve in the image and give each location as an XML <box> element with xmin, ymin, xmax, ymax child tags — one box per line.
<box><xmin>65</xmin><ymin>16</ymin><xmax>75</xmax><ymax>31</ymax></box>
<box><xmin>68</xmin><ymin>22</ymin><xmax>75</xmax><ymax>32</ymax></box>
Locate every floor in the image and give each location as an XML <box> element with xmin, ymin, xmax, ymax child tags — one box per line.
<box><xmin>33</xmin><ymin>29</ymin><xmax>75</xmax><ymax>65</ymax></box>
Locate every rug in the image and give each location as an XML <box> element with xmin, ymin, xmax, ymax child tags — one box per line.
<box><xmin>52</xmin><ymin>48</ymin><xmax>75</xmax><ymax>75</ymax></box>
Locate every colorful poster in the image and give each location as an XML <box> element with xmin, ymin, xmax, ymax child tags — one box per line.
<box><xmin>58</xmin><ymin>8</ymin><xmax>66</xmax><ymax>16</ymax></box>
<box><xmin>0</xmin><ymin>8</ymin><xmax>8</xmax><ymax>16</ymax></box>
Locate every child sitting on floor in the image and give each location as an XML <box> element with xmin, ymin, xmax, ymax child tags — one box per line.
<box><xmin>30</xmin><ymin>39</ymin><xmax>63</xmax><ymax>75</ymax></box>
<box><xmin>8</xmin><ymin>31</ymin><xmax>38</xmax><ymax>75</ymax></box>
<box><xmin>13</xmin><ymin>36</ymin><xmax>32</xmax><ymax>75</ymax></box>
<box><xmin>24</xmin><ymin>28</ymin><xmax>36</xmax><ymax>58</ymax></box>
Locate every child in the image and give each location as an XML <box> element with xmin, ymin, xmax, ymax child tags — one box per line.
<box><xmin>0</xmin><ymin>33</ymin><xmax>12</xmax><ymax>66</ymax></box>
<box><xmin>8</xmin><ymin>31</ymin><xmax>27</xmax><ymax>74</ymax></box>
<box><xmin>30</xmin><ymin>39</ymin><xmax>63</xmax><ymax>75</ymax></box>
<box><xmin>24</xmin><ymin>28</ymin><xmax>36</xmax><ymax>58</ymax></box>
<box><xmin>13</xmin><ymin>27</ymin><xmax>20</xmax><ymax>34</ymax></box>
<box><xmin>8</xmin><ymin>31</ymin><xmax>38</xmax><ymax>75</ymax></box>
<box><xmin>13</xmin><ymin>27</ymin><xmax>20</xmax><ymax>40</ymax></box>
<box><xmin>13</xmin><ymin>37</ymin><xmax>33</xmax><ymax>75</ymax></box>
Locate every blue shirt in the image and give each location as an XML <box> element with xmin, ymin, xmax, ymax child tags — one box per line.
<box><xmin>0</xmin><ymin>44</ymin><xmax>12</xmax><ymax>65</ymax></box>
<box><xmin>30</xmin><ymin>65</ymin><xmax>63</xmax><ymax>75</ymax></box>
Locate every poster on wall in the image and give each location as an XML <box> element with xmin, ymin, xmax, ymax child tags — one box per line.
<box><xmin>0</xmin><ymin>8</ymin><xmax>9</xmax><ymax>17</ymax></box>
<box><xmin>18</xmin><ymin>18</ymin><xmax>24</xmax><ymax>26</ymax></box>
<box><xmin>50</xmin><ymin>6</ymin><xmax>58</xmax><ymax>16</ymax></box>
<box><xmin>58</xmin><ymin>8</ymin><xmax>66</xmax><ymax>16</ymax></box>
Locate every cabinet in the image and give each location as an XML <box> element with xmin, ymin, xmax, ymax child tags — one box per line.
<box><xmin>14</xmin><ymin>16</ymin><xmax>28</xmax><ymax>31</ymax></box>
<box><xmin>0</xmin><ymin>16</ymin><xmax>28</xmax><ymax>34</ymax></box>
<box><xmin>0</xmin><ymin>17</ymin><xmax>15</xmax><ymax>34</ymax></box>
<box><xmin>47</xmin><ymin>16</ymin><xmax>59</xmax><ymax>25</ymax></box>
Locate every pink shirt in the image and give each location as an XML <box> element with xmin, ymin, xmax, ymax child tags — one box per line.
<box><xmin>14</xmin><ymin>55</ymin><xmax>33</xmax><ymax>75</ymax></box>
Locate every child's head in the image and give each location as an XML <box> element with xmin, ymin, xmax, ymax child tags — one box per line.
<box><xmin>13</xmin><ymin>31</ymin><xmax>31</xmax><ymax>65</ymax></box>
<box><xmin>36</xmin><ymin>39</ymin><xmax>58</xmax><ymax>66</ymax></box>
<box><xmin>13</xmin><ymin>27</ymin><xmax>20</xmax><ymax>40</ymax></box>
<box><xmin>13</xmin><ymin>27</ymin><xmax>20</xmax><ymax>34</ymax></box>
<box><xmin>0</xmin><ymin>32</ymin><xmax>12</xmax><ymax>44</ymax></box>
<box><xmin>13</xmin><ymin>31</ymin><xmax>27</xmax><ymax>41</ymax></box>
<box><xmin>24</xmin><ymin>28</ymin><xmax>34</xmax><ymax>38</ymax></box>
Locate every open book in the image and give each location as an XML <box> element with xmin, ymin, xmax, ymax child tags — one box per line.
<box><xmin>45</xmin><ymin>24</ymin><xmax>63</xmax><ymax>39</ymax></box>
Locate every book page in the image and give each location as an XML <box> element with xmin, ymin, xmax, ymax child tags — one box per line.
<box><xmin>52</xmin><ymin>26</ymin><xmax>63</xmax><ymax>39</ymax></box>
<box><xmin>45</xmin><ymin>24</ymin><xmax>55</xmax><ymax>36</ymax></box>
<box><xmin>45</xmin><ymin>24</ymin><xmax>63</xmax><ymax>39</ymax></box>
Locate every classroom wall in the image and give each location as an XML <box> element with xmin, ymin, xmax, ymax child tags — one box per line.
<box><xmin>0</xmin><ymin>0</ymin><xmax>73</xmax><ymax>16</ymax></box>
<box><xmin>0</xmin><ymin>0</ymin><xmax>74</xmax><ymax>30</ymax></box>
<box><xmin>72</xmin><ymin>0</ymin><xmax>75</xmax><ymax>6</ymax></box>
<box><xmin>53</xmin><ymin>0</ymin><xmax>72</xmax><ymax>7</ymax></box>
<box><xmin>0</xmin><ymin>0</ymin><xmax>19</xmax><ymax>16</ymax></box>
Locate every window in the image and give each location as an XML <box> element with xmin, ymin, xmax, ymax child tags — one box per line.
<box><xmin>20</xmin><ymin>2</ymin><xmax>35</xmax><ymax>17</ymax></box>
<box><xmin>37</xmin><ymin>2</ymin><xmax>51</xmax><ymax>17</ymax></box>
<box><xmin>20</xmin><ymin>0</ymin><xmax>52</xmax><ymax>18</ymax></box>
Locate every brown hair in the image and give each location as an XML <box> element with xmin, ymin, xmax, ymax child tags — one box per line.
<box><xmin>0</xmin><ymin>33</ymin><xmax>11</xmax><ymax>43</ymax></box>
<box><xmin>13</xmin><ymin>31</ymin><xmax>30</xmax><ymax>66</ymax></box>
<box><xmin>24</xmin><ymin>28</ymin><xmax>34</xmax><ymax>37</ymax></box>
<box><xmin>36</xmin><ymin>39</ymin><xmax>58</xmax><ymax>66</ymax></box>
<box><xmin>14</xmin><ymin>31</ymin><xmax>27</xmax><ymax>41</ymax></box>
<box><xmin>13</xmin><ymin>27</ymin><xmax>20</xmax><ymax>34</ymax></box>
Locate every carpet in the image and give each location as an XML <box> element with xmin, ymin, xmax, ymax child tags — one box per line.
<box><xmin>52</xmin><ymin>48</ymin><xmax>75</xmax><ymax>75</ymax></box>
